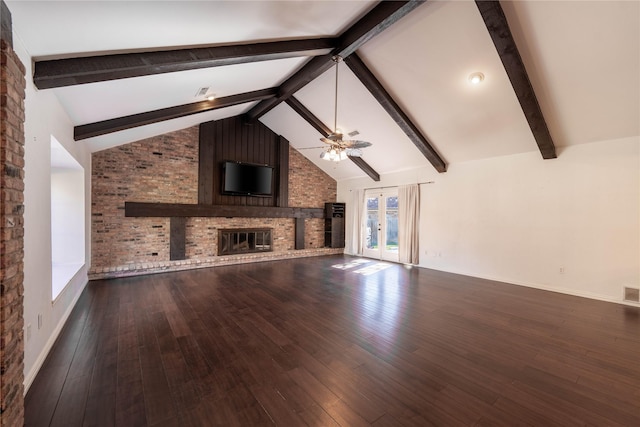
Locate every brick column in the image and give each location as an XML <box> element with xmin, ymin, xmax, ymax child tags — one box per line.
<box><xmin>0</xmin><ymin>5</ymin><xmax>26</xmax><ymax>423</ymax></box>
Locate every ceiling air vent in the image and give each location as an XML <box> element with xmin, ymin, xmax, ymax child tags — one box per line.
<box><xmin>195</xmin><ymin>87</ymin><xmax>210</xmax><ymax>97</ymax></box>
<box><xmin>348</xmin><ymin>130</ymin><xmax>360</xmax><ymax>137</ymax></box>
<box><xmin>623</xmin><ymin>286</ymin><xmax>640</xmax><ymax>303</ymax></box>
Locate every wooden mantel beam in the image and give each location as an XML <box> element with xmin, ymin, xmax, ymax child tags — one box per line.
<box><xmin>475</xmin><ymin>1</ymin><xmax>557</xmax><ymax>159</ymax></box>
<box><xmin>33</xmin><ymin>38</ymin><xmax>336</xmax><ymax>89</ymax></box>
<box><xmin>125</xmin><ymin>202</ymin><xmax>325</xmax><ymax>219</ymax></box>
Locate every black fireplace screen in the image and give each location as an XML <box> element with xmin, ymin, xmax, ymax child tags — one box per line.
<box><xmin>218</xmin><ymin>228</ymin><xmax>272</xmax><ymax>255</ymax></box>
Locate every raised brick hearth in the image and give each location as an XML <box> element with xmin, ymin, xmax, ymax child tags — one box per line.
<box><xmin>89</xmin><ymin>247</ymin><xmax>343</xmax><ymax>280</ymax></box>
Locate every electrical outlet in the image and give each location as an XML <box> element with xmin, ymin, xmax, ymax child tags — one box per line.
<box><xmin>37</xmin><ymin>314</ymin><xmax>42</xmax><ymax>329</ymax></box>
<box><xmin>559</xmin><ymin>267</ymin><xmax>565</xmax><ymax>274</ymax></box>
<box><xmin>623</xmin><ymin>287</ymin><xmax>639</xmax><ymax>303</ymax></box>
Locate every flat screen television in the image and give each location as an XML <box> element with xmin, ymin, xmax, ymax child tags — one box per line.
<box><xmin>222</xmin><ymin>161</ymin><xmax>273</xmax><ymax>196</ymax></box>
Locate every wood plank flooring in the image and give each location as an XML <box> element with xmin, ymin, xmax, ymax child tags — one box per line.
<box><xmin>25</xmin><ymin>255</ymin><xmax>640</xmax><ymax>426</ymax></box>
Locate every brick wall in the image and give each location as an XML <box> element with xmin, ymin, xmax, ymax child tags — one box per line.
<box><xmin>91</xmin><ymin>125</ymin><xmax>337</xmax><ymax>274</ymax></box>
<box><xmin>91</xmin><ymin>127</ymin><xmax>198</xmax><ymax>267</ymax></box>
<box><xmin>288</xmin><ymin>147</ymin><xmax>336</xmax><ymax>208</ymax></box>
<box><xmin>288</xmin><ymin>147</ymin><xmax>337</xmax><ymax>248</ymax></box>
<box><xmin>0</xmin><ymin>37</ymin><xmax>25</xmax><ymax>426</ymax></box>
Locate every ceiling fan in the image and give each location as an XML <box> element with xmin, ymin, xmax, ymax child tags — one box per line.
<box><xmin>302</xmin><ymin>55</ymin><xmax>372</xmax><ymax>162</ymax></box>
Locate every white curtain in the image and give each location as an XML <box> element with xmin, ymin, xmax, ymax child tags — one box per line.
<box><xmin>346</xmin><ymin>189</ymin><xmax>364</xmax><ymax>255</ymax></box>
<box><xmin>398</xmin><ymin>184</ymin><xmax>420</xmax><ymax>264</ymax></box>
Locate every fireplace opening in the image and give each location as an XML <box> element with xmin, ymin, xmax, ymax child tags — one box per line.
<box><xmin>218</xmin><ymin>228</ymin><xmax>272</xmax><ymax>256</ymax></box>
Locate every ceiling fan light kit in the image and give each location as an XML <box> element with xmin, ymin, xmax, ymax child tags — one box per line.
<box><xmin>320</xmin><ymin>55</ymin><xmax>372</xmax><ymax>162</ymax></box>
<box><xmin>320</xmin><ymin>148</ymin><xmax>348</xmax><ymax>162</ymax></box>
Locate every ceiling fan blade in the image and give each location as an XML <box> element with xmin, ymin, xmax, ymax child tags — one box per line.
<box><xmin>342</xmin><ymin>140</ymin><xmax>372</xmax><ymax>149</ymax></box>
<box><xmin>297</xmin><ymin>146</ymin><xmax>325</xmax><ymax>150</ymax></box>
<box><xmin>320</xmin><ymin>137</ymin><xmax>338</xmax><ymax>145</ymax></box>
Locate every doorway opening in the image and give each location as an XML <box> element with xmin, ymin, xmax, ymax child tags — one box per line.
<box><xmin>362</xmin><ymin>188</ymin><xmax>399</xmax><ymax>263</ymax></box>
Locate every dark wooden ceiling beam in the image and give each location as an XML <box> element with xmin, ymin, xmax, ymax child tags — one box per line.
<box><xmin>349</xmin><ymin>157</ymin><xmax>380</xmax><ymax>182</ymax></box>
<box><xmin>475</xmin><ymin>1</ymin><xmax>557</xmax><ymax>159</ymax></box>
<box><xmin>285</xmin><ymin>96</ymin><xmax>381</xmax><ymax>181</ymax></box>
<box><xmin>344</xmin><ymin>53</ymin><xmax>447</xmax><ymax>173</ymax></box>
<box><xmin>245</xmin><ymin>0</ymin><xmax>425</xmax><ymax>121</ymax></box>
<box><xmin>74</xmin><ymin>88</ymin><xmax>277</xmax><ymax>141</ymax></box>
<box><xmin>34</xmin><ymin>38</ymin><xmax>336</xmax><ymax>89</ymax></box>
<box><xmin>1</xmin><ymin>0</ymin><xmax>13</xmax><ymax>47</ymax></box>
<box><xmin>245</xmin><ymin>54</ymin><xmax>334</xmax><ymax>121</ymax></box>
<box><xmin>285</xmin><ymin>97</ymin><xmax>332</xmax><ymax>136</ymax></box>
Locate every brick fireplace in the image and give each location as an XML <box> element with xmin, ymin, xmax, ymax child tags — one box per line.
<box><xmin>90</xmin><ymin>119</ymin><xmax>339</xmax><ymax>279</ymax></box>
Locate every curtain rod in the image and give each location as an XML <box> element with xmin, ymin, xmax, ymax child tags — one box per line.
<box><xmin>350</xmin><ymin>181</ymin><xmax>435</xmax><ymax>192</ymax></box>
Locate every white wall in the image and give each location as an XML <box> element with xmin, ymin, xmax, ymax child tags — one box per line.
<box><xmin>339</xmin><ymin>136</ymin><xmax>639</xmax><ymax>305</ymax></box>
<box><xmin>51</xmin><ymin>167</ymin><xmax>85</xmax><ymax>265</ymax></box>
<box><xmin>15</xmin><ymin>37</ymin><xmax>92</xmax><ymax>390</ymax></box>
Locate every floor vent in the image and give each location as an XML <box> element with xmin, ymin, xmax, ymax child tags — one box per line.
<box><xmin>623</xmin><ymin>287</ymin><xmax>640</xmax><ymax>303</ymax></box>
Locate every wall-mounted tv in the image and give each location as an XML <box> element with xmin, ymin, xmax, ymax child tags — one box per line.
<box><xmin>222</xmin><ymin>161</ymin><xmax>274</xmax><ymax>196</ymax></box>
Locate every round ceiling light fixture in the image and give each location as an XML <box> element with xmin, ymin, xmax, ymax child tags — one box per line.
<box><xmin>468</xmin><ymin>72</ymin><xmax>485</xmax><ymax>85</ymax></box>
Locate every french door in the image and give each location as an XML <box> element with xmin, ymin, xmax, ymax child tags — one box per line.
<box><xmin>362</xmin><ymin>189</ymin><xmax>399</xmax><ymax>262</ymax></box>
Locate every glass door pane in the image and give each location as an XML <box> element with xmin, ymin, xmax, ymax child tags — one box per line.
<box><xmin>365</xmin><ymin>196</ymin><xmax>379</xmax><ymax>250</ymax></box>
<box><xmin>385</xmin><ymin>196</ymin><xmax>398</xmax><ymax>255</ymax></box>
<box><xmin>362</xmin><ymin>190</ymin><xmax>399</xmax><ymax>262</ymax></box>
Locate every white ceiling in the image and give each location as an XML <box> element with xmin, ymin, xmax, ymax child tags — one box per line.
<box><xmin>7</xmin><ymin>0</ymin><xmax>639</xmax><ymax>181</ymax></box>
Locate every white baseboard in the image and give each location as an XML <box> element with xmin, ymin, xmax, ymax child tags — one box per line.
<box><xmin>424</xmin><ymin>265</ymin><xmax>638</xmax><ymax>307</ymax></box>
<box><xmin>23</xmin><ymin>277</ymin><xmax>89</xmax><ymax>394</ymax></box>
<box><xmin>338</xmin><ymin>254</ymin><xmax>637</xmax><ymax>306</ymax></box>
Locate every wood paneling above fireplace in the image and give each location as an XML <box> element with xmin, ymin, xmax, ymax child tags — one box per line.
<box><xmin>198</xmin><ymin>116</ymin><xmax>289</xmax><ymax>207</ymax></box>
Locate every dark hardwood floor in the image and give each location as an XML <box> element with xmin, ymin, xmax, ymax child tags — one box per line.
<box><xmin>26</xmin><ymin>255</ymin><xmax>640</xmax><ymax>426</ymax></box>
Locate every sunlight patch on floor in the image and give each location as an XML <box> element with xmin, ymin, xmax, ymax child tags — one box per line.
<box><xmin>331</xmin><ymin>259</ymin><xmax>371</xmax><ymax>270</ymax></box>
<box><xmin>332</xmin><ymin>259</ymin><xmax>393</xmax><ymax>276</ymax></box>
<box><xmin>353</xmin><ymin>262</ymin><xmax>393</xmax><ymax>276</ymax></box>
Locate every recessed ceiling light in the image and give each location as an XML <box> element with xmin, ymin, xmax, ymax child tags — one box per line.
<box><xmin>468</xmin><ymin>72</ymin><xmax>484</xmax><ymax>85</ymax></box>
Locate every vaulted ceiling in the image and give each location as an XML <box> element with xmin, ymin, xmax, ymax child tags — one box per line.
<box><xmin>7</xmin><ymin>0</ymin><xmax>639</xmax><ymax>181</ymax></box>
